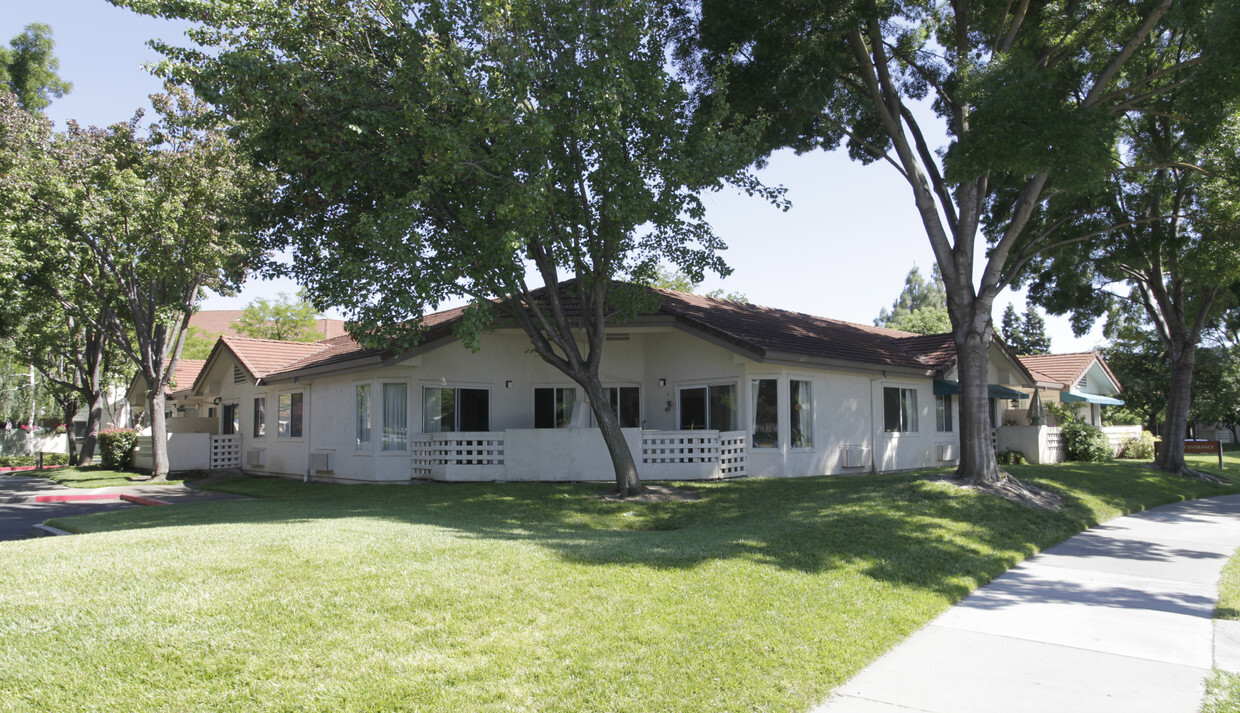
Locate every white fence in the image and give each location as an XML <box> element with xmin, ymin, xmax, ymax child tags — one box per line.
<box><xmin>998</xmin><ymin>424</ymin><xmax>1144</xmax><ymax>464</ymax></box>
<box><xmin>1</xmin><ymin>431</ymin><xmax>68</xmax><ymax>457</ymax></box>
<box><xmin>209</xmin><ymin>434</ymin><xmax>242</xmax><ymax>470</ymax></box>
<box><xmin>411</xmin><ymin>428</ymin><xmax>747</xmax><ymax>482</ymax></box>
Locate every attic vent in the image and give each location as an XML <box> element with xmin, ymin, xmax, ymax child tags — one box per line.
<box><xmin>1078</xmin><ymin>376</ymin><xmax>1088</xmax><ymax>389</ymax></box>
<box><xmin>605</xmin><ymin>333</ymin><xmax>630</xmax><ymax>342</ymax></box>
<box><xmin>234</xmin><ymin>364</ymin><xmax>246</xmax><ymax>384</ymax></box>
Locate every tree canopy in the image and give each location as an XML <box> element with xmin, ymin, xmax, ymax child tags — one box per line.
<box><xmin>1000</xmin><ymin>304</ymin><xmax>1051</xmax><ymax>355</ymax></box>
<box><xmin>0</xmin><ymin>24</ymin><xmax>71</xmax><ymax>113</ymax></box>
<box><xmin>686</xmin><ymin>0</ymin><xmax>1240</xmax><ymax>488</ymax></box>
<box><xmin>118</xmin><ymin>0</ymin><xmax>771</xmax><ymax>495</ymax></box>
<box><xmin>235</xmin><ymin>292</ymin><xmax>323</xmax><ymax>342</ymax></box>
<box><xmin>874</xmin><ymin>265</ymin><xmax>950</xmax><ymax>335</ymax></box>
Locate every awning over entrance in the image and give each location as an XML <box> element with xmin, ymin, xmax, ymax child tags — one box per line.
<box><xmin>1061</xmin><ymin>390</ymin><xmax>1125</xmax><ymax>406</ymax></box>
<box><xmin>933</xmin><ymin>380</ymin><xmax>1030</xmax><ymax>400</ymax></box>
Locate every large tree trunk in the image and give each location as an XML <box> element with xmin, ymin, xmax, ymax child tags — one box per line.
<box><xmin>61</xmin><ymin>400</ymin><xmax>79</xmax><ymax>466</ymax></box>
<box><xmin>147</xmin><ymin>385</ymin><xmax>170</xmax><ymax>480</ymax></box>
<box><xmin>1156</xmin><ymin>342</ymin><xmax>1196</xmax><ymax>473</ymax></box>
<box><xmin>577</xmin><ymin>376</ymin><xmax>643</xmax><ymax>496</ymax></box>
<box><xmin>78</xmin><ymin>388</ymin><xmax>104</xmax><ymax>466</ymax></box>
<box><xmin>954</xmin><ymin>325</ymin><xmax>1002</xmax><ymax>485</ymax></box>
<box><xmin>26</xmin><ymin>365</ymin><xmax>36</xmax><ymax>456</ymax></box>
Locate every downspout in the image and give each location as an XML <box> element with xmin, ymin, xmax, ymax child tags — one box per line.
<box><xmin>869</xmin><ymin>372</ymin><xmax>886</xmax><ymax>474</ymax></box>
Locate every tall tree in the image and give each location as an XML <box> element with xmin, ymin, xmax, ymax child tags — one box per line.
<box><xmin>0</xmin><ymin>87</ymin><xmax>269</xmax><ymax>479</ymax></box>
<box><xmin>688</xmin><ymin>0</ymin><xmax>1240</xmax><ymax>491</ymax></box>
<box><xmin>1000</xmin><ymin>304</ymin><xmax>1023</xmax><ymax>351</ymax></box>
<box><xmin>0</xmin><ymin>24</ymin><xmax>72</xmax><ymax>113</ymax></box>
<box><xmin>875</xmin><ymin>265</ymin><xmax>950</xmax><ymax>334</ymax></box>
<box><xmin>234</xmin><ymin>292</ymin><xmax>323</xmax><ymax>342</ymax></box>
<box><xmin>117</xmin><ymin>0</ymin><xmax>769</xmax><ymax>496</ymax></box>
<box><xmin>1020</xmin><ymin>305</ymin><xmax>1052</xmax><ymax>356</ymax></box>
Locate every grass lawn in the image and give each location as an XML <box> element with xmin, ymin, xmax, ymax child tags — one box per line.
<box><xmin>1203</xmin><ymin>526</ymin><xmax>1240</xmax><ymax>713</ymax></box>
<box><xmin>0</xmin><ymin>466</ymin><xmax>197</xmax><ymax>489</ymax></box>
<box><xmin>1</xmin><ymin>461</ymin><xmax>1238</xmax><ymax>712</ymax></box>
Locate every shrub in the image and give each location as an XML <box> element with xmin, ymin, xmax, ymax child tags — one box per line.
<box><xmin>98</xmin><ymin>428</ymin><xmax>138</xmax><ymax>470</ymax></box>
<box><xmin>1048</xmin><ymin>402</ymin><xmax>1113</xmax><ymax>463</ymax></box>
<box><xmin>1119</xmin><ymin>431</ymin><xmax>1157</xmax><ymax>460</ymax></box>
<box><xmin>0</xmin><ymin>454</ymin><xmax>70</xmax><ymax>468</ymax></box>
<box><xmin>997</xmin><ymin>449</ymin><xmax>1028</xmax><ymax>466</ymax></box>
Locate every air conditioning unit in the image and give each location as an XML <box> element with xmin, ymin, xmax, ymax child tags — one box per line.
<box><xmin>308</xmin><ymin>452</ymin><xmax>334</xmax><ymax>472</ymax></box>
<box><xmin>937</xmin><ymin>444</ymin><xmax>956</xmax><ymax>461</ymax></box>
<box><xmin>246</xmin><ymin>449</ymin><xmax>265</xmax><ymax>467</ymax></box>
<box><xmin>840</xmin><ymin>446</ymin><xmax>867</xmax><ymax>468</ymax></box>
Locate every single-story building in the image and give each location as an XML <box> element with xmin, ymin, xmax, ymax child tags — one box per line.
<box><xmin>1017</xmin><ymin>352</ymin><xmax>1125</xmax><ymax>427</ymax></box>
<box><xmin>140</xmin><ymin>284</ymin><xmax>1043</xmax><ymax>482</ymax></box>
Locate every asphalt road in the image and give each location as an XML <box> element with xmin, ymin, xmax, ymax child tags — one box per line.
<box><xmin>0</xmin><ymin>497</ymin><xmax>140</xmax><ymax>541</ymax></box>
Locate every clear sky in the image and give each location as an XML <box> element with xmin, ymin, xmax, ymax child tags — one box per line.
<box><xmin>3</xmin><ymin>0</ymin><xmax>1108</xmax><ymax>352</ymax></box>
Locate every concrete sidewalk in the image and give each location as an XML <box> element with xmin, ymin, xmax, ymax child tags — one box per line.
<box><xmin>813</xmin><ymin>494</ymin><xmax>1240</xmax><ymax>713</ymax></box>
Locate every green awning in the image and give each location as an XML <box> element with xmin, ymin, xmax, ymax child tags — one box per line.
<box><xmin>933</xmin><ymin>380</ymin><xmax>1029</xmax><ymax>400</ymax></box>
<box><xmin>1061</xmin><ymin>390</ymin><xmax>1124</xmax><ymax>406</ymax></box>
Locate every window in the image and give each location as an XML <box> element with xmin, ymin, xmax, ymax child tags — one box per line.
<box><xmin>278</xmin><ymin>392</ymin><xmax>303</xmax><ymax>438</ymax></box>
<box><xmin>606</xmin><ymin>386</ymin><xmax>640</xmax><ymax>428</ymax></box>
<box><xmin>883</xmin><ymin>387</ymin><xmax>918</xmax><ymax>433</ymax></box>
<box><xmin>221</xmin><ymin>403</ymin><xmax>238</xmax><ymax>436</ymax></box>
<box><xmin>679</xmin><ymin>384</ymin><xmax>736</xmax><ymax>431</ymax></box>
<box><xmin>935</xmin><ymin>394</ymin><xmax>953</xmax><ymax>432</ymax></box>
<box><xmin>355</xmin><ymin>384</ymin><xmax>371</xmax><ymax>449</ymax></box>
<box><xmin>382</xmin><ymin>383</ymin><xmax>407</xmax><ymax>451</ymax></box>
<box><xmin>535</xmin><ymin>387</ymin><xmax>576</xmax><ymax>429</ymax></box>
<box><xmin>423</xmin><ymin>387</ymin><xmax>490</xmax><ymax>433</ymax></box>
<box><xmin>790</xmin><ymin>380</ymin><xmax>813</xmax><ymax>448</ymax></box>
<box><xmin>253</xmin><ymin>397</ymin><xmax>266</xmax><ymax>437</ymax></box>
<box><xmin>750</xmin><ymin>378</ymin><xmax>778</xmax><ymax>448</ymax></box>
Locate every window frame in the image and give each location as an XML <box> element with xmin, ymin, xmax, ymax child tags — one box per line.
<box><xmin>252</xmin><ymin>396</ymin><xmax>266</xmax><ymax>438</ymax></box>
<box><xmin>355</xmin><ymin>382</ymin><xmax>372</xmax><ymax>451</ymax></box>
<box><xmin>935</xmin><ymin>393</ymin><xmax>954</xmax><ymax>433</ymax></box>
<box><xmin>381</xmin><ymin>381</ymin><xmax>409</xmax><ymax>452</ymax></box>
<box><xmin>534</xmin><ymin>386</ymin><xmax>577</xmax><ymax>429</ymax></box>
<box><xmin>277</xmin><ymin>390</ymin><xmax>305</xmax><ymax>439</ymax></box>
<box><xmin>676</xmin><ymin>382</ymin><xmax>737</xmax><ymax>432</ymax></box>
<box><xmin>883</xmin><ymin>386</ymin><xmax>919</xmax><ymax>434</ymax></box>
<box><xmin>749</xmin><ymin>377</ymin><xmax>779</xmax><ymax>449</ymax></box>
<box><xmin>422</xmin><ymin>385</ymin><xmax>491</xmax><ymax>433</ymax></box>
<box><xmin>603</xmin><ymin>385</ymin><xmax>641</xmax><ymax>428</ymax></box>
<box><xmin>789</xmin><ymin>378</ymin><xmax>814</xmax><ymax>449</ymax></box>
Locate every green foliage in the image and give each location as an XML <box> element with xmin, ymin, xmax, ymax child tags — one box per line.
<box><xmin>1118</xmin><ymin>431</ymin><xmax>1156</xmax><ymax>461</ymax></box>
<box><xmin>0</xmin><ymin>24</ymin><xmax>71</xmax><ymax>113</ymax></box>
<box><xmin>650</xmin><ymin>266</ymin><xmax>748</xmax><ymax>302</ymax></box>
<box><xmin>997</xmin><ymin>449</ymin><xmax>1028</xmax><ymax>466</ymax></box>
<box><xmin>1049</xmin><ymin>402</ymin><xmax>1113</xmax><ymax>463</ymax></box>
<box><xmin>1000</xmin><ymin>303</ymin><xmax>1051</xmax><ymax>355</ymax></box>
<box><xmin>875</xmin><ymin>265</ymin><xmax>950</xmax><ymax>334</ymax></box>
<box><xmin>0</xmin><ymin>453</ymin><xmax>68</xmax><ymax>467</ymax></box>
<box><xmin>96</xmin><ymin>428</ymin><xmax>137</xmax><ymax>470</ymax></box>
<box><xmin>234</xmin><ymin>292</ymin><xmax>323</xmax><ymax>342</ymax></box>
<box><xmin>179</xmin><ymin>326</ymin><xmax>219</xmax><ymax>360</ymax></box>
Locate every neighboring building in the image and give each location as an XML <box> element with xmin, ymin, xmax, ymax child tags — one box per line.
<box><xmin>1017</xmin><ymin>352</ymin><xmax>1124</xmax><ymax>427</ymax></box>
<box><xmin>125</xmin><ymin>358</ymin><xmax>208</xmax><ymax>429</ymax></box>
<box><xmin>189</xmin><ymin>310</ymin><xmax>348</xmax><ymax>341</ymax></box>
<box><xmin>143</xmin><ymin>284</ymin><xmax>1042</xmax><ymax>482</ymax></box>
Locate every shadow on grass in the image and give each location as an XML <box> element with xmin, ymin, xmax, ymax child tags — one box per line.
<box><xmin>47</xmin><ymin>461</ymin><xmax>1240</xmax><ymax>604</ymax></box>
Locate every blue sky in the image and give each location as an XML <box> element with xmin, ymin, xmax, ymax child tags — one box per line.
<box><xmin>3</xmin><ymin>0</ymin><xmax>1107</xmax><ymax>352</ymax></box>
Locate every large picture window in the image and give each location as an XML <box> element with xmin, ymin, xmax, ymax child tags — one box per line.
<box><xmin>534</xmin><ymin>387</ymin><xmax>576</xmax><ymax>429</ymax></box>
<box><xmin>606</xmin><ymin>386</ymin><xmax>640</xmax><ymax>428</ymax></box>
<box><xmin>883</xmin><ymin>387</ymin><xmax>918</xmax><ymax>433</ymax></box>
<box><xmin>790</xmin><ymin>380</ymin><xmax>813</xmax><ymax>448</ymax></box>
<box><xmin>679</xmin><ymin>384</ymin><xmax>736</xmax><ymax>431</ymax></box>
<box><xmin>750</xmin><ymin>379</ymin><xmax>778</xmax><ymax>448</ymax></box>
<box><xmin>382</xmin><ymin>383</ymin><xmax>407</xmax><ymax>451</ymax></box>
<box><xmin>423</xmin><ymin>387</ymin><xmax>490</xmax><ymax>433</ymax></box>
<box><xmin>935</xmin><ymin>394</ymin><xmax>953</xmax><ymax>433</ymax></box>
<box><xmin>278</xmin><ymin>392</ymin><xmax>303</xmax><ymax>438</ymax></box>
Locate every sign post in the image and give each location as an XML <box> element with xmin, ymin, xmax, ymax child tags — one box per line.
<box><xmin>1154</xmin><ymin>440</ymin><xmax>1224</xmax><ymax>469</ymax></box>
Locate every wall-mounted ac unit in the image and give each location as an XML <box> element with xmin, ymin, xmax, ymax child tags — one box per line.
<box><xmin>840</xmin><ymin>446</ymin><xmax>867</xmax><ymax>468</ymax></box>
<box><xmin>937</xmin><ymin>444</ymin><xmax>956</xmax><ymax>462</ymax></box>
<box><xmin>246</xmin><ymin>449</ymin><xmax>265</xmax><ymax>467</ymax></box>
<box><xmin>309</xmin><ymin>452</ymin><xmax>334</xmax><ymax>472</ymax></box>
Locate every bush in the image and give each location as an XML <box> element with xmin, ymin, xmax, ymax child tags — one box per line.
<box><xmin>98</xmin><ymin>428</ymin><xmax>138</xmax><ymax>470</ymax></box>
<box><xmin>1119</xmin><ymin>431</ymin><xmax>1157</xmax><ymax>460</ymax></box>
<box><xmin>0</xmin><ymin>454</ymin><xmax>70</xmax><ymax>468</ymax></box>
<box><xmin>997</xmin><ymin>449</ymin><xmax>1028</xmax><ymax>466</ymax></box>
<box><xmin>1061</xmin><ymin>419</ymin><xmax>1113</xmax><ymax>462</ymax></box>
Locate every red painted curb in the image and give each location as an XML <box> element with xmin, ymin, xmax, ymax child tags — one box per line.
<box><xmin>120</xmin><ymin>494</ymin><xmax>169</xmax><ymax>506</ymax></box>
<box><xmin>34</xmin><ymin>493</ymin><xmax>118</xmax><ymax>503</ymax></box>
<box><xmin>0</xmin><ymin>465</ymin><xmax>71</xmax><ymax>474</ymax></box>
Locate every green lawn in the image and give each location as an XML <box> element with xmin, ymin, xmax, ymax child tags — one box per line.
<box><xmin>0</xmin><ymin>466</ymin><xmax>194</xmax><ymax>489</ymax></box>
<box><xmin>1203</xmin><ymin>535</ymin><xmax>1240</xmax><ymax>713</ymax></box>
<box><xmin>1</xmin><ymin>461</ymin><xmax>1237</xmax><ymax>713</ymax></box>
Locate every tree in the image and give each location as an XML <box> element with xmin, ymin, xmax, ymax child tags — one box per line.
<box><xmin>119</xmin><ymin>0</ymin><xmax>770</xmax><ymax>496</ymax></box>
<box><xmin>179</xmin><ymin>326</ymin><xmax>220</xmax><ymax>360</ymax></box>
<box><xmin>651</xmin><ymin>266</ymin><xmax>748</xmax><ymax>302</ymax></box>
<box><xmin>688</xmin><ymin>0</ymin><xmax>1240</xmax><ymax>489</ymax></box>
<box><xmin>0</xmin><ymin>86</ymin><xmax>270</xmax><ymax>479</ymax></box>
<box><xmin>1000</xmin><ymin>303</ymin><xmax>1051</xmax><ymax>355</ymax></box>
<box><xmin>0</xmin><ymin>24</ymin><xmax>71</xmax><ymax>113</ymax></box>
<box><xmin>234</xmin><ymin>292</ymin><xmax>323</xmax><ymax>342</ymax></box>
<box><xmin>1191</xmin><ymin>345</ymin><xmax>1240</xmax><ymax>443</ymax></box>
<box><xmin>875</xmin><ymin>265</ymin><xmax>950</xmax><ymax>334</ymax></box>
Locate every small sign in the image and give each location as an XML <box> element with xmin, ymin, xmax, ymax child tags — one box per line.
<box><xmin>1154</xmin><ymin>440</ymin><xmax>1224</xmax><ymax>469</ymax></box>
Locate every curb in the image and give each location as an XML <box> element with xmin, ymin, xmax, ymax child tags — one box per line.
<box><xmin>31</xmin><ymin>524</ymin><xmax>74</xmax><ymax>537</ymax></box>
<box><xmin>119</xmin><ymin>494</ymin><xmax>170</xmax><ymax>506</ymax></box>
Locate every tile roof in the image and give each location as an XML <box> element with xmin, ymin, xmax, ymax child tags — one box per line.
<box><xmin>189</xmin><ymin>310</ymin><xmax>348</xmax><ymax>340</ymax></box>
<box><xmin>1018</xmin><ymin>352</ymin><xmax>1121</xmax><ymax>392</ymax></box>
<box><xmin>219</xmin><ymin>336</ymin><xmax>335</xmax><ymax>380</ymax></box>
<box><xmin>168</xmin><ymin>359</ymin><xmax>206</xmax><ymax>395</ymax></box>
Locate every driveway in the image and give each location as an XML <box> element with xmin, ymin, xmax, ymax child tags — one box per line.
<box><xmin>0</xmin><ymin>474</ymin><xmax>247</xmax><ymax>541</ymax></box>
